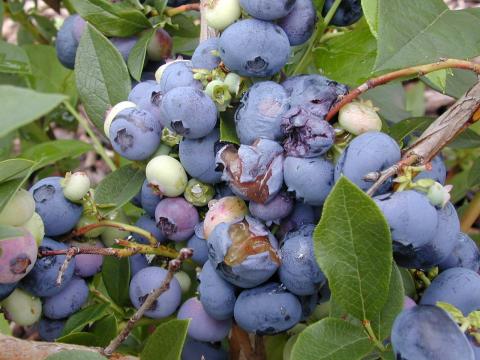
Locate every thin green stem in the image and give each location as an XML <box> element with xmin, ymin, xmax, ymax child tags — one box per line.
<box><xmin>416</xmin><ymin>271</ymin><xmax>431</xmax><ymax>287</ymax></box>
<box><xmin>63</xmin><ymin>101</ymin><xmax>116</xmax><ymax>172</ymax></box>
<box><xmin>461</xmin><ymin>191</ymin><xmax>480</xmax><ymax>232</ymax></box>
<box><xmin>363</xmin><ymin>320</ymin><xmax>386</xmax><ymax>352</ymax></box>
<box><xmin>90</xmin><ymin>286</ymin><xmax>126</xmax><ymax>318</ymax></box>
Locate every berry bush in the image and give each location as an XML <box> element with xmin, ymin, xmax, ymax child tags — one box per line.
<box><xmin>1</xmin><ymin>0</ymin><xmax>480</xmax><ymax>359</ymax></box>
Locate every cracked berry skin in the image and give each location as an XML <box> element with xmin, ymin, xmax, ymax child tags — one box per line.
<box><xmin>109</xmin><ymin>107</ymin><xmax>161</xmax><ymax>161</ymax></box>
<box><xmin>207</xmin><ymin>216</ymin><xmax>280</xmax><ymax>288</ymax></box>
<box><xmin>155</xmin><ymin>197</ymin><xmax>200</xmax><ymax>242</ymax></box>
<box><xmin>439</xmin><ymin>232</ymin><xmax>480</xmax><ymax>272</ymax></box>
<box><xmin>128</xmin><ymin>81</ymin><xmax>163</xmax><ymax>122</ymax></box>
<box><xmin>129</xmin><ymin>254</ymin><xmax>149</xmax><ymax>276</ymax></box>
<box><xmin>38</xmin><ymin>318</ymin><xmax>66</xmax><ymax>342</ymax></box>
<box><xmin>374</xmin><ymin>191</ymin><xmax>439</xmax><ymax>268</ymax></box>
<box><xmin>414</xmin><ymin>155</ymin><xmax>447</xmax><ymax>185</ymax></box>
<box><xmin>240</xmin><ymin>0</ymin><xmax>296</xmax><ymax>21</ymax></box>
<box><xmin>323</xmin><ymin>0</ymin><xmax>362</xmax><ymax>27</ymax></box>
<box><xmin>235</xmin><ymin>81</ymin><xmax>289</xmax><ymax>145</ymax></box>
<box><xmin>181</xmin><ymin>337</ymin><xmax>228</xmax><ymax>360</ymax></box>
<box><xmin>177</xmin><ymin>297</ymin><xmax>232</xmax><ymax>343</ymax></box>
<box><xmin>203</xmin><ymin>196</ymin><xmax>248</xmax><ymax>239</ymax></box>
<box><xmin>110</xmin><ymin>36</ymin><xmax>137</xmax><ymax>62</ymax></box>
<box><xmin>140</xmin><ymin>180</ymin><xmax>163</xmax><ymax>217</ymax></box>
<box><xmin>282</xmin><ymin>107</ymin><xmax>335</xmax><ymax>157</ymax></box>
<box><xmin>30</xmin><ymin>176</ymin><xmax>83</xmax><ymax>237</ymax></box>
<box><xmin>216</xmin><ymin>139</ymin><xmax>284</xmax><ymax>204</ymax></box>
<box><xmin>0</xmin><ymin>282</ymin><xmax>17</xmax><ymax>301</ymax></box>
<box><xmin>191</xmin><ymin>38</ymin><xmax>221</xmax><ymax>70</ymax></box>
<box><xmin>234</xmin><ymin>282</ymin><xmax>302</xmax><ymax>335</ymax></box>
<box><xmin>335</xmin><ymin>132</ymin><xmax>401</xmax><ymax>194</ymax></box>
<box><xmin>159</xmin><ymin>86</ymin><xmax>218</xmax><ymax>139</ymax></box>
<box><xmin>392</xmin><ymin>305</ymin><xmax>474</xmax><ymax>360</ymax></box>
<box><xmin>21</xmin><ymin>237</ymin><xmax>75</xmax><ymax>297</ymax></box>
<box><xmin>179</xmin><ymin>129</ymin><xmax>222</xmax><ymax>184</ymax></box>
<box><xmin>198</xmin><ymin>261</ymin><xmax>237</xmax><ymax>320</ymax></box>
<box><xmin>249</xmin><ymin>192</ymin><xmax>294</xmax><ymax>225</ymax></box>
<box><xmin>43</xmin><ymin>276</ymin><xmax>89</xmax><ymax>320</ymax></box>
<box><xmin>283</xmin><ymin>156</ymin><xmax>334</xmax><ymax>206</ymax></box>
<box><xmin>279</xmin><ymin>0</ymin><xmax>317</xmax><ymax>46</ymax></box>
<box><xmin>55</xmin><ymin>15</ymin><xmax>85</xmax><ymax>69</ymax></box>
<box><xmin>0</xmin><ymin>229</ymin><xmax>37</xmax><ymax>284</ymax></box>
<box><xmin>219</xmin><ymin>19</ymin><xmax>290</xmax><ymax>78</ymax></box>
<box><xmin>187</xmin><ymin>223</ymin><xmax>209</xmax><ymax>265</ymax></box>
<box><xmin>279</xmin><ymin>225</ymin><xmax>326</xmax><ymax>296</ymax></box>
<box><xmin>133</xmin><ymin>214</ymin><xmax>166</xmax><ymax>245</ymax></box>
<box><xmin>129</xmin><ymin>266</ymin><xmax>182</xmax><ymax>319</ymax></box>
<box><xmin>159</xmin><ymin>61</ymin><xmax>202</xmax><ymax>93</ymax></box>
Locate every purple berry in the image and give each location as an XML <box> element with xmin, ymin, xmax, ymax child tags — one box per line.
<box><xmin>155</xmin><ymin>198</ymin><xmax>200</xmax><ymax>242</ymax></box>
<box><xmin>0</xmin><ymin>229</ymin><xmax>37</xmax><ymax>284</ymax></box>
<box><xmin>249</xmin><ymin>192</ymin><xmax>294</xmax><ymax>225</ymax></box>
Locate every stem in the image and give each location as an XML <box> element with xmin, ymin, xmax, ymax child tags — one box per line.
<box><xmin>5</xmin><ymin>5</ymin><xmax>50</xmax><ymax>44</ymax></box>
<box><xmin>416</xmin><ymin>271</ymin><xmax>431</xmax><ymax>287</ymax></box>
<box><xmin>326</xmin><ymin>59</ymin><xmax>480</xmax><ymax>121</ymax></box>
<box><xmin>363</xmin><ymin>320</ymin><xmax>386</xmax><ymax>352</ymax></box>
<box><xmin>165</xmin><ymin>3</ymin><xmax>200</xmax><ymax>16</ymax></box>
<box><xmin>63</xmin><ymin>101</ymin><xmax>116</xmax><ymax>172</ymax></box>
<box><xmin>90</xmin><ymin>286</ymin><xmax>126</xmax><ymax>318</ymax></box>
<box><xmin>461</xmin><ymin>191</ymin><xmax>480</xmax><ymax>232</ymax></box>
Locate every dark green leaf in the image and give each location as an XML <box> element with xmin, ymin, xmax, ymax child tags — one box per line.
<box><xmin>291</xmin><ymin>318</ymin><xmax>374</xmax><ymax>360</ymax></box>
<box><xmin>141</xmin><ymin>319</ymin><xmax>190</xmax><ymax>360</ymax></box>
<box><xmin>388</xmin><ymin>117</ymin><xmax>433</xmax><ymax>144</ymax></box>
<box><xmin>128</xmin><ymin>28</ymin><xmax>155</xmax><ymax>81</ymax></box>
<box><xmin>94</xmin><ymin>164</ymin><xmax>145</xmax><ymax>215</ymax></box>
<box><xmin>0</xmin><ymin>85</ymin><xmax>66</xmax><ymax>137</ymax></box>
<box><xmin>0</xmin><ymin>225</ymin><xmax>24</xmax><ymax>240</ymax></box>
<box><xmin>45</xmin><ymin>350</ymin><xmax>107</xmax><ymax>360</ymax></box>
<box><xmin>56</xmin><ymin>333</ymin><xmax>103</xmax><ymax>347</ymax></box>
<box><xmin>70</xmin><ymin>0</ymin><xmax>151</xmax><ymax>37</ymax></box>
<box><xmin>449</xmin><ymin>129</ymin><xmax>480</xmax><ymax>149</ymax></box>
<box><xmin>62</xmin><ymin>303</ymin><xmax>110</xmax><ymax>336</ymax></box>
<box><xmin>172</xmin><ymin>36</ymin><xmax>198</xmax><ymax>56</ymax></box>
<box><xmin>90</xmin><ymin>314</ymin><xmax>118</xmax><ymax>346</ymax></box>
<box><xmin>167</xmin><ymin>13</ymin><xmax>200</xmax><ymax>38</ymax></box>
<box><xmin>265</xmin><ymin>334</ymin><xmax>289</xmax><ymax>360</ymax></box>
<box><xmin>0</xmin><ymin>159</ymin><xmax>35</xmax><ymax>183</ymax></box>
<box><xmin>361</xmin><ymin>82</ymin><xmax>411</xmax><ymax>123</ymax></box>
<box><xmin>153</xmin><ymin>0</ymin><xmax>168</xmax><ymax>14</ymax></box>
<box><xmin>220</xmin><ymin>110</ymin><xmax>239</xmax><ymax>145</ymax></box>
<box><xmin>102</xmin><ymin>255</ymin><xmax>131</xmax><ymax>306</ymax></box>
<box><xmin>448</xmin><ymin>170</ymin><xmax>470</xmax><ymax>203</ymax></box>
<box><xmin>314</xmin><ymin>177</ymin><xmax>392</xmax><ymax>320</ymax></box>
<box><xmin>468</xmin><ymin>158</ymin><xmax>480</xmax><ymax>189</ymax></box>
<box><xmin>0</xmin><ymin>2</ymin><xmax>4</xmax><ymax>31</ymax></box>
<box><xmin>75</xmin><ymin>24</ymin><xmax>131</xmax><ymax>130</ymax></box>
<box><xmin>399</xmin><ymin>267</ymin><xmax>416</xmax><ymax>298</ymax></box>
<box><xmin>0</xmin><ymin>41</ymin><xmax>31</xmax><ymax>74</ymax></box>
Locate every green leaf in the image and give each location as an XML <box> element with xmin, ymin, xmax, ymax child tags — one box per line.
<box><xmin>62</xmin><ymin>303</ymin><xmax>110</xmax><ymax>336</ymax></box>
<box><xmin>388</xmin><ymin>117</ymin><xmax>433</xmax><ymax>144</ymax></box>
<box><xmin>405</xmin><ymin>82</ymin><xmax>425</xmax><ymax>117</ymax></box>
<box><xmin>449</xmin><ymin>128</ymin><xmax>480</xmax><ymax>149</ymax></box>
<box><xmin>0</xmin><ymin>313</ymin><xmax>11</xmax><ymax>335</ymax></box>
<box><xmin>0</xmin><ymin>225</ymin><xmax>24</xmax><ymax>240</ymax></box>
<box><xmin>468</xmin><ymin>158</ymin><xmax>480</xmax><ymax>189</ymax></box>
<box><xmin>313</xmin><ymin>21</ymin><xmax>376</xmax><ymax>87</ymax></box>
<box><xmin>399</xmin><ymin>267</ymin><xmax>416</xmax><ymax>298</ymax></box>
<box><xmin>291</xmin><ymin>318</ymin><xmax>374</xmax><ymax>360</ymax></box>
<box><xmin>448</xmin><ymin>170</ymin><xmax>470</xmax><ymax>203</ymax></box>
<box><xmin>56</xmin><ymin>332</ymin><xmax>103</xmax><ymax>347</ymax></box>
<box><xmin>0</xmin><ymin>85</ymin><xmax>66</xmax><ymax>137</ymax></box>
<box><xmin>361</xmin><ymin>82</ymin><xmax>411</xmax><ymax>123</ymax></box>
<box><xmin>0</xmin><ymin>2</ymin><xmax>4</xmax><ymax>31</ymax></box>
<box><xmin>265</xmin><ymin>334</ymin><xmax>289</xmax><ymax>360</ymax></box>
<box><xmin>128</xmin><ymin>28</ymin><xmax>155</xmax><ymax>81</ymax></box>
<box><xmin>361</xmin><ymin>0</ymin><xmax>378</xmax><ymax>37</ymax></box>
<box><xmin>20</xmin><ymin>140</ymin><xmax>92</xmax><ymax>170</ymax></box>
<box><xmin>220</xmin><ymin>110</ymin><xmax>239</xmax><ymax>145</ymax></box>
<box><xmin>422</xmin><ymin>69</ymin><xmax>478</xmax><ymax>99</ymax></box>
<box><xmin>424</xmin><ymin>70</ymin><xmax>447</xmax><ymax>93</ymax></box>
<box><xmin>314</xmin><ymin>177</ymin><xmax>392</xmax><ymax>321</ymax></box>
<box><xmin>0</xmin><ymin>179</ymin><xmax>26</xmax><ymax>214</ymax></box>
<box><xmin>102</xmin><ymin>255</ymin><xmax>131</xmax><ymax>306</ymax></box>
<box><xmin>70</xmin><ymin>0</ymin><xmax>151</xmax><ymax>37</ymax></box>
<box><xmin>45</xmin><ymin>350</ymin><xmax>107</xmax><ymax>360</ymax></box>
<box><xmin>0</xmin><ymin>41</ymin><xmax>31</xmax><ymax>74</ymax></box>
<box><xmin>0</xmin><ymin>159</ymin><xmax>35</xmax><ymax>183</ymax></box>
<box><xmin>90</xmin><ymin>314</ymin><xmax>118</xmax><ymax>347</ymax></box>
<box><xmin>141</xmin><ymin>319</ymin><xmax>190</xmax><ymax>360</ymax></box>
<box><xmin>75</xmin><ymin>23</ymin><xmax>131</xmax><ymax>130</ymax></box>
<box><xmin>375</xmin><ymin>0</ymin><xmax>480</xmax><ymax>71</ymax></box>
<box><xmin>94</xmin><ymin>164</ymin><xmax>145</xmax><ymax>214</ymax></box>
<box><xmin>371</xmin><ymin>263</ymin><xmax>404</xmax><ymax>341</ymax></box>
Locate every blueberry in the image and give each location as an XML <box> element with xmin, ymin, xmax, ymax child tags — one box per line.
<box><xmin>109</xmin><ymin>108</ymin><xmax>161</xmax><ymax>161</ymax></box>
<box><xmin>234</xmin><ymin>81</ymin><xmax>289</xmax><ymax>145</ymax></box>
<box><xmin>216</xmin><ymin>139</ymin><xmax>284</xmax><ymax>204</ymax></box>
<box><xmin>207</xmin><ymin>216</ymin><xmax>280</xmax><ymax>288</ymax></box>
<box><xmin>420</xmin><ymin>267</ymin><xmax>480</xmax><ymax>315</ymax></box>
<box><xmin>140</xmin><ymin>180</ymin><xmax>163</xmax><ymax>218</ymax></box>
<box><xmin>43</xmin><ymin>277</ymin><xmax>89</xmax><ymax>319</ymax></box>
<box><xmin>128</xmin><ymin>81</ymin><xmax>163</xmax><ymax>122</ymax></box>
<box><xmin>38</xmin><ymin>318</ymin><xmax>66</xmax><ymax>342</ymax></box>
<box><xmin>0</xmin><ymin>229</ymin><xmax>37</xmax><ymax>284</ymax></box>
<box><xmin>159</xmin><ymin>87</ymin><xmax>218</xmax><ymax>139</ymax></box>
<box><xmin>181</xmin><ymin>337</ymin><xmax>228</xmax><ymax>360</ymax></box>
<box><xmin>129</xmin><ymin>254</ymin><xmax>149</xmax><ymax>276</ymax></box>
<box><xmin>240</xmin><ymin>0</ymin><xmax>296</xmax><ymax>21</ymax></box>
<box><xmin>21</xmin><ymin>237</ymin><xmax>75</xmax><ymax>297</ymax></box>
<box><xmin>70</xmin><ymin>240</ymin><xmax>104</xmax><ymax>278</ymax></box>
<box><xmin>374</xmin><ymin>190</ymin><xmax>439</xmax><ymax>268</ymax></box>
<box><xmin>335</xmin><ymin>132</ymin><xmax>401</xmax><ymax>194</ymax></box>
<box><xmin>177</xmin><ymin>297</ymin><xmax>232</xmax><ymax>342</ymax></box>
<box><xmin>219</xmin><ymin>19</ymin><xmax>291</xmax><ymax>78</ymax></box>
<box><xmin>55</xmin><ymin>15</ymin><xmax>86</xmax><ymax>69</ymax></box>
<box><xmin>198</xmin><ymin>261</ymin><xmax>236</xmax><ymax>320</ymax></box>
<box><xmin>414</xmin><ymin>155</ymin><xmax>447</xmax><ymax>185</ymax></box>
<box><xmin>30</xmin><ymin>176</ymin><xmax>83</xmax><ymax>237</ymax></box>
<box><xmin>0</xmin><ymin>282</ymin><xmax>17</xmax><ymax>301</ymax></box>
<box><xmin>155</xmin><ymin>198</ymin><xmax>200</xmax><ymax>242</ymax></box>
<box><xmin>0</xmin><ymin>189</ymin><xmax>35</xmax><ymax>226</ymax></box>
<box><xmin>192</xmin><ymin>38</ymin><xmax>221</xmax><ymax>70</ymax></box>
<box><xmin>129</xmin><ymin>266</ymin><xmax>182</xmax><ymax>318</ymax></box>
<box><xmin>187</xmin><ymin>223</ymin><xmax>209</xmax><ymax>265</ymax></box>
<box><xmin>278</xmin><ymin>0</ymin><xmax>317</xmax><ymax>46</ymax></box>
<box><xmin>322</xmin><ymin>0</ymin><xmax>363</xmax><ymax>27</ymax></box>
<box><xmin>404</xmin><ymin>296</ymin><xmax>416</xmax><ymax>310</ymax></box>
<box><xmin>279</xmin><ymin>225</ymin><xmax>326</xmax><ymax>295</ymax></box>
<box><xmin>158</xmin><ymin>61</ymin><xmax>202</xmax><ymax>92</ymax></box>
<box><xmin>203</xmin><ymin>196</ymin><xmax>249</xmax><ymax>239</ymax></box>
<box><xmin>249</xmin><ymin>192</ymin><xmax>294</xmax><ymax>225</ymax></box>
<box><xmin>179</xmin><ymin>129</ymin><xmax>222</xmax><ymax>184</ymax></box>
<box><xmin>283</xmin><ymin>156</ymin><xmax>334</xmax><ymax>206</ymax></box>
<box><xmin>133</xmin><ymin>214</ymin><xmax>166</xmax><ymax>245</ymax></box>
<box><xmin>110</xmin><ymin>36</ymin><xmax>137</xmax><ymax>62</ymax></box>
<box><xmin>234</xmin><ymin>282</ymin><xmax>302</xmax><ymax>335</ymax></box>
<box><xmin>391</xmin><ymin>305</ymin><xmax>474</xmax><ymax>360</ymax></box>
<box><xmin>439</xmin><ymin>232</ymin><xmax>480</xmax><ymax>272</ymax></box>
<box><xmin>282</xmin><ymin>108</ymin><xmax>335</xmax><ymax>157</ymax></box>
<box><xmin>278</xmin><ymin>202</ymin><xmax>316</xmax><ymax>239</ymax></box>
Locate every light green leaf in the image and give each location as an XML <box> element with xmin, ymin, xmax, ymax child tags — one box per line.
<box><xmin>314</xmin><ymin>177</ymin><xmax>392</xmax><ymax>321</ymax></box>
<box><xmin>405</xmin><ymin>82</ymin><xmax>425</xmax><ymax>117</ymax></box>
<box><xmin>0</xmin><ymin>85</ymin><xmax>66</xmax><ymax>137</ymax></box>
<box><xmin>75</xmin><ymin>23</ymin><xmax>131</xmax><ymax>130</ymax></box>
<box><xmin>61</xmin><ymin>303</ymin><xmax>110</xmax><ymax>336</ymax></box>
<box><xmin>128</xmin><ymin>28</ymin><xmax>155</xmax><ymax>81</ymax></box>
<box><xmin>291</xmin><ymin>318</ymin><xmax>374</xmax><ymax>360</ymax></box>
<box><xmin>0</xmin><ymin>159</ymin><xmax>35</xmax><ymax>183</ymax></box>
<box><xmin>46</xmin><ymin>350</ymin><xmax>107</xmax><ymax>360</ymax></box>
<box><xmin>388</xmin><ymin>117</ymin><xmax>433</xmax><ymax>144</ymax></box>
<box><xmin>0</xmin><ymin>179</ymin><xmax>26</xmax><ymax>214</ymax></box>
<box><xmin>361</xmin><ymin>0</ymin><xmax>378</xmax><ymax>38</ymax></box>
<box><xmin>141</xmin><ymin>319</ymin><xmax>190</xmax><ymax>360</ymax></box>
<box><xmin>424</xmin><ymin>70</ymin><xmax>447</xmax><ymax>93</ymax></box>
<box><xmin>0</xmin><ymin>41</ymin><xmax>31</xmax><ymax>74</ymax></box>
<box><xmin>422</xmin><ymin>69</ymin><xmax>478</xmax><ymax>99</ymax></box>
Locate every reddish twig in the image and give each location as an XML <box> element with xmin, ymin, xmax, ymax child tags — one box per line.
<box><xmin>165</xmin><ymin>3</ymin><xmax>200</xmax><ymax>16</ymax></box>
<box><xmin>102</xmin><ymin>248</ymin><xmax>193</xmax><ymax>357</ymax></box>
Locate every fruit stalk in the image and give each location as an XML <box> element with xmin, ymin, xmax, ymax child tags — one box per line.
<box><xmin>165</xmin><ymin>3</ymin><xmax>201</xmax><ymax>17</ymax></box>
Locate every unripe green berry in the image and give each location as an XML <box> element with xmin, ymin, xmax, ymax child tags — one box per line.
<box><xmin>338</xmin><ymin>101</ymin><xmax>382</xmax><ymax>135</ymax></box>
<box><xmin>61</xmin><ymin>172</ymin><xmax>91</xmax><ymax>202</ymax></box>
<box><xmin>205</xmin><ymin>0</ymin><xmax>241</xmax><ymax>30</ymax></box>
<box><xmin>0</xmin><ymin>189</ymin><xmax>35</xmax><ymax>227</ymax></box>
<box><xmin>20</xmin><ymin>212</ymin><xmax>44</xmax><ymax>246</ymax></box>
<box><xmin>184</xmin><ymin>179</ymin><xmax>215</xmax><ymax>207</ymax></box>
<box><xmin>2</xmin><ymin>288</ymin><xmax>42</xmax><ymax>326</ymax></box>
<box><xmin>76</xmin><ymin>212</ymin><xmax>104</xmax><ymax>238</ymax></box>
<box><xmin>104</xmin><ymin>101</ymin><xmax>136</xmax><ymax>136</ymax></box>
<box><xmin>146</xmin><ymin>155</ymin><xmax>188</xmax><ymax>197</ymax></box>
<box><xmin>174</xmin><ymin>271</ymin><xmax>191</xmax><ymax>294</ymax></box>
<box><xmin>101</xmin><ymin>210</ymin><xmax>130</xmax><ymax>247</ymax></box>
